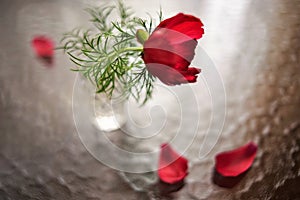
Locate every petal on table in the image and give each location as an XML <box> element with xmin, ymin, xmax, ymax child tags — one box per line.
<box><xmin>31</xmin><ymin>35</ymin><xmax>54</xmax><ymax>58</ymax></box>
<box><xmin>158</xmin><ymin>143</ymin><xmax>188</xmax><ymax>184</ymax></box>
<box><xmin>215</xmin><ymin>142</ymin><xmax>258</xmax><ymax>177</ymax></box>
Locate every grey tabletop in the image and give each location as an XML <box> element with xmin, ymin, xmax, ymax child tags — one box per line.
<box><xmin>0</xmin><ymin>0</ymin><xmax>300</xmax><ymax>199</ymax></box>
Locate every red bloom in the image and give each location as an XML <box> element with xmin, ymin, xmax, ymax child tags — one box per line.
<box><xmin>158</xmin><ymin>143</ymin><xmax>188</xmax><ymax>184</ymax></box>
<box><xmin>215</xmin><ymin>142</ymin><xmax>258</xmax><ymax>177</ymax></box>
<box><xmin>31</xmin><ymin>36</ymin><xmax>54</xmax><ymax>59</ymax></box>
<box><xmin>142</xmin><ymin>13</ymin><xmax>204</xmax><ymax>85</ymax></box>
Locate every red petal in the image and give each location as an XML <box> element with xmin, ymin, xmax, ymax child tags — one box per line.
<box><xmin>31</xmin><ymin>36</ymin><xmax>54</xmax><ymax>58</ymax></box>
<box><xmin>180</xmin><ymin>67</ymin><xmax>201</xmax><ymax>83</ymax></box>
<box><xmin>157</xmin><ymin>13</ymin><xmax>204</xmax><ymax>40</ymax></box>
<box><xmin>215</xmin><ymin>142</ymin><xmax>257</xmax><ymax>177</ymax></box>
<box><xmin>145</xmin><ymin>63</ymin><xmax>200</xmax><ymax>85</ymax></box>
<box><xmin>145</xmin><ymin>64</ymin><xmax>184</xmax><ymax>85</ymax></box>
<box><xmin>143</xmin><ymin>48</ymin><xmax>191</xmax><ymax>71</ymax></box>
<box><xmin>143</xmin><ymin>37</ymin><xmax>197</xmax><ymax>70</ymax></box>
<box><xmin>158</xmin><ymin>143</ymin><xmax>188</xmax><ymax>184</ymax></box>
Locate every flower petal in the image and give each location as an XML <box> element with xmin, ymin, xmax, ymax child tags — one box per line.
<box><xmin>143</xmin><ymin>48</ymin><xmax>191</xmax><ymax>71</ymax></box>
<box><xmin>215</xmin><ymin>142</ymin><xmax>258</xmax><ymax>177</ymax></box>
<box><xmin>157</xmin><ymin>13</ymin><xmax>204</xmax><ymax>40</ymax></box>
<box><xmin>145</xmin><ymin>64</ymin><xmax>182</xmax><ymax>85</ymax></box>
<box><xmin>145</xmin><ymin>63</ymin><xmax>201</xmax><ymax>85</ymax></box>
<box><xmin>180</xmin><ymin>67</ymin><xmax>201</xmax><ymax>83</ymax></box>
<box><xmin>158</xmin><ymin>143</ymin><xmax>188</xmax><ymax>184</ymax></box>
<box><xmin>31</xmin><ymin>36</ymin><xmax>54</xmax><ymax>58</ymax></box>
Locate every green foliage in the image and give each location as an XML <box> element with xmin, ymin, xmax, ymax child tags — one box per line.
<box><xmin>60</xmin><ymin>1</ymin><xmax>163</xmax><ymax>104</ymax></box>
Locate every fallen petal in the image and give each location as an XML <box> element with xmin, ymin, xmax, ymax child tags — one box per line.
<box><xmin>215</xmin><ymin>142</ymin><xmax>257</xmax><ymax>177</ymax></box>
<box><xmin>158</xmin><ymin>143</ymin><xmax>188</xmax><ymax>184</ymax></box>
<box><xmin>31</xmin><ymin>35</ymin><xmax>54</xmax><ymax>62</ymax></box>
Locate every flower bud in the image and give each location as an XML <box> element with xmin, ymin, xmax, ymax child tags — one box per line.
<box><xmin>135</xmin><ymin>29</ymin><xmax>149</xmax><ymax>45</ymax></box>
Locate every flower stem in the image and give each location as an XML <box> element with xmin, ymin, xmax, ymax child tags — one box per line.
<box><xmin>96</xmin><ymin>46</ymin><xmax>143</xmax><ymax>63</ymax></box>
<box><xmin>121</xmin><ymin>46</ymin><xmax>143</xmax><ymax>52</ymax></box>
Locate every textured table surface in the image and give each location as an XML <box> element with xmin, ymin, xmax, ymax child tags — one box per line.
<box><xmin>0</xmin><ymin>0</ymin><xmax>300</xmax><ymax>199</ymax></box>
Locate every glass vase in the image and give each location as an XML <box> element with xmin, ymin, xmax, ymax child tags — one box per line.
<box><xmin>75</xmin><ymin>74</ymin><xmax>126</xmax><ymax>132</ymax></box>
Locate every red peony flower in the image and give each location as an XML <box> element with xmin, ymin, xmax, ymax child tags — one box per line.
<box><xmin>31</xmin><ymin>35</ymin><xmax>54</xmax><ymax>64</ymax></box>
<box><xmin>158</xmin><ymin>143</ymin><xmax>188</xmax><ymax>184</ymax></box>
<box><xmin>215</xmin><ymin>142</ymin><xmax>258</xmax><ymax>177</ymax></box>
<box><xmin>142</xmin><ymin>13</ymin><xmax>204</xmax><ymax>85</ymax></box>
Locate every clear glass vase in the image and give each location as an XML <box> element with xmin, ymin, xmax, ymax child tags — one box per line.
<box><xmin>93</xmin><ymin>92</ymin><xmax>126</xmax><ymax>132</ymax></box>
<box><xmin>75</xmin><ymin>74</ymin><xmax>126</xmax><ymax>132</ymax></box>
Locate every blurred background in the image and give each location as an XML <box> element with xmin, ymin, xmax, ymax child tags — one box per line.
<box><xmin>0</xmin><ymin>0</ymin><xmax>299</xmax><ymax>199</ymax></box>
